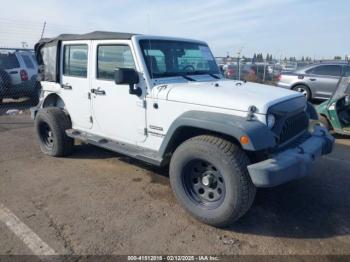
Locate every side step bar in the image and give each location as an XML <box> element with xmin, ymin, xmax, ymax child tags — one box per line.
<box><xmin>66</xmin><ymin>129</ymin><xmax>163</xmax><ymax>166</ymax></box>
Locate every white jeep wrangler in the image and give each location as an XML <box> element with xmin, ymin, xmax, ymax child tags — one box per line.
<box><xmin>31</xmin><ymin>31</ymin><xmax>334</xmax><ymax>227</ymax></box>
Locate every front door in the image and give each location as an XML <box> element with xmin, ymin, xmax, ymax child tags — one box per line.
<box><xmin>60</xmin><ymin>41</ymin><xmax>92</xmax><ymax>129</ymax></box>
<box><xmin>91</xmin><ymin>41</ymin><xmax>146</xmax><ymax>144</ymax></box>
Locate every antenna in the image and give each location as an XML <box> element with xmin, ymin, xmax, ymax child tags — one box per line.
<box><xmin>40</xmin><ymin>21</ymin><xmax>46</xmax><ymax>39</ymax></box>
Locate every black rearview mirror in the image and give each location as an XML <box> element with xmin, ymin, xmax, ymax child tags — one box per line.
<box><xmin>114</xmin><ymin>68</ymin><xmax>139</xmax><ymax>85</ymax></box>
<box><xmin>114</xmin><ymin>68</ymin><xmax>142</xmax><ymax>96</ymax></box>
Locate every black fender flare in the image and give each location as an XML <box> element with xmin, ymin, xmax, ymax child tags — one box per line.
<box><xmin>159</xmin><ymin>111</ymin><xmax>276</xmax><ymax>155</ymax></box>
<box><xmin>30</xmin><ymin>93</ymin><xmax>66</xmax><ymax>119</ymax></box>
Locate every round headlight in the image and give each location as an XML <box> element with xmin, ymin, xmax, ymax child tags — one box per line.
<box><xmin>266</xmin><ymin>114</ymin><xmax>275</xmax><ymax>129</ymax></box>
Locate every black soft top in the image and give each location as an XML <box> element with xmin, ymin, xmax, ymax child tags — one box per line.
<box><xmin>37</xmin><ymin>31</ymin><xmax>138</xmax><ymax>45</ymax></box>
<box><xmin>35</xmin><ymin>31</ymin><xmax>139</xmax><ymax>82</ymax></box>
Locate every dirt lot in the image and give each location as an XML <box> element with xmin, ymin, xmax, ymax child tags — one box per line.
<box><xmin>0</xmin><ymin>102</ymin><xmax>349</xmax><ymax>257</ymax></box>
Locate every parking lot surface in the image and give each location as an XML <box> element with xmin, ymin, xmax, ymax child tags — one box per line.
<box><xmin>0</xmin><ymin>104</ymin><xmax>349</xmax><ymax>256</ymax></box>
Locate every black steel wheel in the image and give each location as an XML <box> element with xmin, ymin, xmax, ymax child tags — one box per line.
<box><xmin>35</xmin><ymin>107</ymin><xmax>73</xmax><ymax>157</ymax></box>
<box><xmin>183</xmin><ymin>159</ymin><xmax>226</xmax><ymax>209</ymax></box>
<box><xmin>170</xmin><ymin>135</ymin><xmax>256</xmax><ymax>227</ymax></box>
<box><xmin>38</xmin><ymin>121</ymin><xmax>54</xmax><ymax>150</ymax></box>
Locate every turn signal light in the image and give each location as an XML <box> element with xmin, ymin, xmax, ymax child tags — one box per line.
<box><xmin>240</xmin><ymin>135</ymin><xmax>250</xmax><ymax>145</ymax></box>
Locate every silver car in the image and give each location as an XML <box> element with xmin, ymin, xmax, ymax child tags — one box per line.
<box><xmin>277</xmin><ymin>62</ymin><xmax>350</xmax><ymax>100</ymax></box>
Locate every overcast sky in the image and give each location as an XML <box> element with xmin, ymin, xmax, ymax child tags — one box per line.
<box><xmin>0</xmin><ymin>0</ymin><xmax>349</xmax><ymax>58</ymax></box>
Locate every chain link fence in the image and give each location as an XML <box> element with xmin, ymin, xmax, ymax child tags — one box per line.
<box><xmin>221</xmin><ymin>60</ymin><xmax>284</xmax><ymax>85</ymax></box>
<box><xmin>0</xmin><ymin>50</ymin><xmax>41</xmax><ymax>117</ymax></box>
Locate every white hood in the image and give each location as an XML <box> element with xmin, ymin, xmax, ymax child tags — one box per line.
<box><xmin>151</xmin><ymin>79</ymin><xmax>303</xmax><ymax>114</ymax></box>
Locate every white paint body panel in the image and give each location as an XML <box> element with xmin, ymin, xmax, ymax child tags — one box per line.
<box><xmin>150</xmin><ymin>79</ymin><xmax>301</xmax><ymax>114</ymax></box>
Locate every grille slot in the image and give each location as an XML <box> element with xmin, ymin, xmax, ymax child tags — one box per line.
<box><xmin>278</xmin><ymin>111</ymin><xmax>309</xmax><ymax>145</ymax></box>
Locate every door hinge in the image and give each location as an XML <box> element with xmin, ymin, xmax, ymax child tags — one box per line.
<box><xmin>88</xmin><ymin>92</ymin><xmax>91</xmax><ymax>100</ymax></box>
<box><xmin>137</xmin><ymin>127</ymin><xmax>147</xmax><ymax>136</ymax></box>
<box><xmin>89</xmin><ymin>116</ymin><xmax>93</xmax><ymax>123</ymax></box>
<box><xmin>137</xmin><ymin>100</ymin><xmax>147</xmax><ymax>109</ymax></box>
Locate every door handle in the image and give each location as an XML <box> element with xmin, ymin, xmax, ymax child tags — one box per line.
<box><xmin>309</xmin><ymin>78</ymin><xmax>317</xmax><ymax>81</ymax></box>
<box><xmin>61</xmin><ymin>83</ymin><xmax>72</xmax><ymax>90</ymax></box>
<box><xmin>91</xmin><ymin>88</ymin><xmax>106</xmax><ymax>95</ymax></box>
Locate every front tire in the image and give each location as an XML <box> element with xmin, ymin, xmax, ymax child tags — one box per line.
<box><xmin>169</xmin><ymin>135</ymin><xmax>256</xmax><ymax>227</ymax></box>
<box><xmin>35</xmin><ymin>107</ymin><xmax>73</xmax><ymax>157</ymax></box>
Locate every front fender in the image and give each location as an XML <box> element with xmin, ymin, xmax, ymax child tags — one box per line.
<box><xmin>159</xmin><ymin>111</ymin><xmax>276</xmax><ymax>154</ymax></box>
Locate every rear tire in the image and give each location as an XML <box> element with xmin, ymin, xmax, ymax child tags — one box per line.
<box><xmin>35</xmin><ymin>107</ymin><xmax>73</xmax><ymax>157</ymax></box>
<box><xmin>292</xmin><ymin>85</ymin><xmax>311</xmax><ymax>101</ymax></box>
<box><xmin>169</xmin><ymin>135</ymin><xmax>256</xmax><ymax>227</ymax></box>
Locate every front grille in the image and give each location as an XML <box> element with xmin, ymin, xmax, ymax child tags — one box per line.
<box><xmin>278</xmin><ymin>111</ymin><xmax>309</xmax><ymax>144</ymax></box>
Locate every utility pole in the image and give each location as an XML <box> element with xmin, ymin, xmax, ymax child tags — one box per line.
<box><xmin>40</xmin><ymin>21</ymin><xmax>46</xmax><ymax>39</ymax></box>
<box><xmin>237</xmin><ymin>46</ymin><xmax>243</xmax><ymax>81</ymax></box>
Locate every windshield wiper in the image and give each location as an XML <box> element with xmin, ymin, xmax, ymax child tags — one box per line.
<box><xmin>208</xmin><ymin>73</ymin><xmax>220</xmax><ymax>79</ymax></box>
<box><xmin>185</xmin><ymin>70</ymin><xmax>221</xmax><ymax>79</ymax></box>
<box><xmin>181</xmin><ymin>74</ymin><xmax>196</xmax><ymax>81</ymax></box>
<box><xmin>153</xmin><ymin>72</ymin><xmax>196</xmax><ymax>81</ymax></box>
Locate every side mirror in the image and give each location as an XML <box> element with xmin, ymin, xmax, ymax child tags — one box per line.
<box><xmin>114</xmin><ymin>68</ymin><xmax>142</xmax><ymax>96</ymax></box>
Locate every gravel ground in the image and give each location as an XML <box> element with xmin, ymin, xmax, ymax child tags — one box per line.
<box><xmin>0</xmin><ymin>105</ymin><xmax>349</xmax><ymax>257</ymax></box>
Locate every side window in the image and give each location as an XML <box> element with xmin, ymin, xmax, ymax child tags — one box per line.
<box><xmin>40</xmin><ymin>45</ymin><xmax>58</xmax><ymax>82</ymax></box>
<box><xmin>0</xmin><ymin>53</ymin><xmax>20</xmax><ymax>69</ymax></box>
<box><xmin>344</xmin><ymin>66</ymin><xmax>350</xmax><ymax>77</ymax></box>
<box><xmin>97</xmin><ymin>45</ymin><xmax>136</xmax><ymax>80</ymax></box>
<box><xmin>63</xmin><ymin>45</ymin><xmax>88</xmax><ymax>77</ymax></box>
<box><xmin>310</xmin><ymin>65</ymin><xmax>342</xmax><ymax>77</ymax></box>
<box><xmin>21</xmin><ymin>54</ymin><xmax>35</xmax><ymax>69</ymax></box>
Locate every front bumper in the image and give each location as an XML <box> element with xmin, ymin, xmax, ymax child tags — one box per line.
<box><xmin>247</xmin><ymin>125</ymin><xmax>334</xmax><ymax>187</ymax></box>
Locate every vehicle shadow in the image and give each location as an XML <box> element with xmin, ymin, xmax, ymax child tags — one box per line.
<box><xmin>70</xmin><ymin>143</ymin><xmax>350</xmax><ymax>239</ymax></box>
<box><xmin>229</xmin><ymin>165</ymin><xmax>350</xmax><ymax>239</ymax></box>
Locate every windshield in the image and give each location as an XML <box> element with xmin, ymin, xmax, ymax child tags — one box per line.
<box><xmin>332</xmin><ymin>76</ymin><xmax>350</xmax><ymax>100</ymax></box>
<box><xmin>139</xmin><ymin>40</ymin><xmax>220</xmax><ymax>79</ymax></box>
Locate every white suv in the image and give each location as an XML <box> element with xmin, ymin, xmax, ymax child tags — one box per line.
<box><xmin>0</xmin><ymin>50</ymin><xmax>39</xmax><ymax>103</ymax></box>
<box><xmin>31</xmin><ymin>31</ymin><xmax>334</xmax><ymax>227</ymax></box>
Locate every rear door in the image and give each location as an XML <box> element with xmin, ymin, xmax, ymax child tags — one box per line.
<box><xmin>305</xmin><ymin>65</ymin><xmax>342</xmax><ymax>99</ymax></box>
<box><xmin>60</xmin><ymin>41</ymin><xmax>92</xmax><ymax>129</ymax></box>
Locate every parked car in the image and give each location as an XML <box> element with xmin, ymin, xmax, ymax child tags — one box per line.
<box><xmin>223</xmin><ymin>64</ymin><xmax>238</xmax><ymax>79</ymax></box>
<box><xmin>241</xmin><ymin>64</ymin><xmax>274</xmax><ymax>81</ymax></box>
<box><xmin>224</xmin><ymin>64</ymin><xmax>273</xmax><ymax>82</ymax></box>
<box><xmin>0</xmin><ymin>50</ymin><xmax>40</xmax><ymax>104</ymax></box>
<box><xmin>317</xmin><ymin>76</ymin><xmax>350</xmax><ymax>135</ymax></box>
<box><xmin>281</xmin><ymin>62</ymin><xmax>298</xmax><ymax>72</ymax></box>
<box><xmin>31</xmin><ymin>31</ymin><xmax>333</xmax><ymax>227</ymax></box>
<box><xmin>277</xmin><ymin>62</ymin><xmax>350</xmax><ymax>101</ymax></box>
